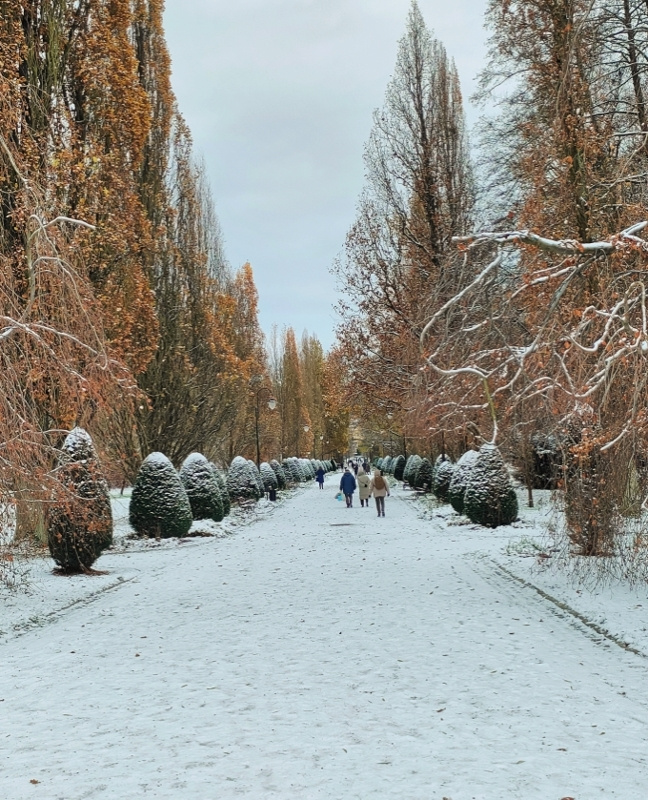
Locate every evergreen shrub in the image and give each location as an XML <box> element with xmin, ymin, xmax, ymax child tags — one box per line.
<box><xmin>210</xmin><ymin>465</ymin><xmax>231</xmax><ymax>517</ymax></box>
<box><xmin>130</xmin><ymin>452</ymin><xmax>193</xmax><ymax>538</ymax></box>
<box><xmin>180</xmin><ymin>452</ymin><xmax>224</xmax><ymax>522</ymax></box>
<box><xmin>393</xmin><ymin>455</ymin><xmax>406</xmax><ymax>481</ymax></box>
<box><xmin>433</xmin><ymin>457</ymin><xmax>455</xmax><ymax>501</ymax></box>
<box><xmin>448</xmin><ymin>450</ymin><xmax>478</xmax><ymax>514</ymax></box>
<box><xmin>414</xmin><ymin>457</ymin><xmax>434</xmax><ymax>492</ymax></box>
<box><xmin>227</xmin><ymin>456</ymin><xmax>263</xmax><ymax>502</ymax></box>
<box><xmin>47</xmin><ymin>428</ymin><xmax>113</xmax><ymax>572</ymax></box>
<box><xmin>260</xmin><ymin>462</ymin><xmax>279</xmax><ymax>492</ymax></box>
<box><xmin>270</xmin><ymin>459</ymin><xmax>287</xmax><ymax>489</ymax></box>
<box><xmin>464</xmin><ymin>444</ymin><xmax>519</xmax><ymax>528</ymax></box>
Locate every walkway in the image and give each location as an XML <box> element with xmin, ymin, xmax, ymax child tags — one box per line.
<box><xmin>2</xmin><ymin>478</ymin><xmax>648</xmax><ymax>798</ymax></box>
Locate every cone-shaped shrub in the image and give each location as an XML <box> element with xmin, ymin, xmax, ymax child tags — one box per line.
<box><xmin>433</xmin><ymin>457</ymin><xmax>455</xmax><ymax>501</ymax></box>
<box><xmin>227</xmin><ymin>456</ymin><xmax>263</xmax><ymax>502</ymax></box>
<box><xmin>260</xmin><ymin>462</ymin><xmax>279</xmax><ymax>492</ymax></box>
<box><xmin>448</xmin><ymin>450</ymin><xmax>478</xmax><ymax>514</ymax></box>
<box><xmin>47</xmin><ymin>428</ymin><xmax>113</xmax><ymax>572</ymax></box>
<box><xmin>382</xmin><ymin>456</ymin><xmax>393</xmax><ymax>474</ymax></box>
<box><xmin>393</xmin><ymin>455</ymin><xmax>406</xmax><ymax>481</ymax></box>
<box><xmin>270</xmin><ymin>459</ymin><xmax>287</xmax><ymax>489</ymax></box>
<box><xmin>414</xmin><ymin>457</ymin><xmax>434</xmax><ymax>492</ymax></box>
<box><xmin>247</xmin><ymin>460</ymin><xmax>266</xmax><ymax>496</ymax></box>
<box><xmin>210</xmin><ymin>465</ymin><xmax>231</xmax><ymax>517</ymax></box>
<box><xmin>403</xmin><ymin>454</ymin><xmax>422</xmax><ymax>485</ymax></box>
<box><xmin>283</xmin><ymin>458</ymin><xmax>303</xmax><ymax>483</ymax></box>
<box><xmin>180</xmin><ymin>453</ymin><xmax>224</xmax><ymax>522</ymax></box>
<box><xmin>464</xmin><ymin>444</ymin><xmax>519</xmax><ymax>528</ymax></box>
<box><xmin>130</xmin><ymin>452</ymin><xmax>193</xmax><ymax>538</ymax></box>
<box><xmin>331</xmin><ymin>459</ymin><xmax>337</xmax><ymax>470</ymax></box>
<box><xmin>299</xmin><ymin>458</ymin><xmax>314</xmax><ymax>479</ymax></box>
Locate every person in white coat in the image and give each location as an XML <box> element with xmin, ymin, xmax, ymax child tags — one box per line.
<box><xmin>357</xmin><ymin>468</ymin><xmax>371</xmax><ymax>508</ymax></box>
<box><xmin>369</xmin><ymin>469</ymin><xmax>390</xmax><ymax>517</ymax></box>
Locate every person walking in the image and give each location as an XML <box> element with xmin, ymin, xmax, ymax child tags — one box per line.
<box><xmin>315</xmin><ymin>465</ymin><xmax>325</xmax><ymax>489</ymax></box>
<box><xmin>339</xmin><ymin>467</ymin><xmax>357</xmax><ymax>508</ymax></box>
<box><xmin>357</xmin><ymin>467</ymin><xmax>371</xmax><ymax>508</ymax></box>
<box><xmin>370</xmin><ymin>468</ymin><xmax>390</xmax><ymax>517</ymax></box>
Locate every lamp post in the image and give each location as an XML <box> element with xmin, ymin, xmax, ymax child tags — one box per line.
<box><xmin>320</xmin><ymin>434</ymin><xmax>324</xmax><ymax>459</ymax></box>
<box><xmin>253</xmin><ymin>387</ymin><xmax>277</xmax><ymax>467</ymax></box>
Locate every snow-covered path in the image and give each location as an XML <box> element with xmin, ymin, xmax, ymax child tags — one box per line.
<box><xmin>2</xmin><ymin>479</ymin><xmax>648</xmax><ymax>799</ymax></box>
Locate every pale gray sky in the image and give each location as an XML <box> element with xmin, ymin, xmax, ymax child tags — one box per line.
<box><xmin>162</xmin><ymin>0</ymin><xmax>489</xmax><ymax>350</ymax></box>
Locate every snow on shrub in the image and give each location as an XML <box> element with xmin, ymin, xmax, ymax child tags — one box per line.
<box><xmin>403</xmin><ymin>454</ymin><xmax>422</xmax><ymax>486</ymax></box>
<box><xmin>393</xmin><ymin>455</ymin><xmax>406</xmax><ymax>481</ymax></box>
<box><xmin>433</xmin><ymin>457</ymin><xmax>455</xmax><ymax>501</ymax></box>
<box><xmin>210</xmin><ymin>464</ymin><xmax>231</xmax><ymax>517</ymax></box>
<box><xmin>463</xmin><ymin>443</ymin><xmax>519</xmax><ymax>528</ymax></box>
<box><xmin>414</xmin><ymin>457</ymin><xmax>434</xmax><ymax>492</ymax></box>
<box><xmin>448</xmin><ymin>450</ymin><xmax>479</xmax><ymax>514</ymax></box>
<box><xmin>283</xmin><ymin>458</ymin><xmax>304</xmax><ymax>483</ymax></box>
<box><xmin>179</xmin><ymin>452</ymin><xmax>224</xmax><ymax>522</ymax></box>
<box><xmin>227</xmin><ymin>456</ymin><xmax>262</xmax><ymax>502</ymax></box>
<box><xmin>47</xmin><ymin>427</ymin><xmax>113</xmax><ymax>573</ymax></box>
<box><xmin>129</xmin><ymin>452</ymin><xmax>193</xmax><ymax>538</ymax></box>
<box><xmin>382</xmin><ymin>456</ymin><xmax>393</xmax><ymax>474</ymax></box>
<box><xmin>247</xmin><ymin>460</ymin><xmax>266</xmax><ymax>496</ymax></box>
<box><xmin>270</xmin><ymin>459</ymin><xmax>287</xmax><ymax>489</ymax></box>
<box><xmin>260</xmin><ymin>462</ymin><xmax>279</xmax><ymax>492</ymax></box>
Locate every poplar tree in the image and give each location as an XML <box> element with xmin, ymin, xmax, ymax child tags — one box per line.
<box><xmin>334</xmin><ymin>0</ymin><xmax>473</xmax><ymax>417</ymax></box>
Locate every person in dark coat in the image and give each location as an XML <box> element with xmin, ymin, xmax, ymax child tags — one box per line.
<box><xmin>315</xmin><ymin>465</ymin><xmax>325</xmax><ymax>489</ymax></box>
<box><xmin>339</xmin><ymin>467</ymin><xmax>357</xmax><ymax>508</ymax></box>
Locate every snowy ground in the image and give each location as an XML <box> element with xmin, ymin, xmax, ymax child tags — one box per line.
<box><xmin>2</xmin><ymin>478</ymin><xmax>648</xmax><ymax>798</ymax></box>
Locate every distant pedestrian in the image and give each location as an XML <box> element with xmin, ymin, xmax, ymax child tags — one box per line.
<box><xmin>357</xmin><ymin>468</ymin><xmax>371</xmax><ymax>508</ymax></box>
<box><xmin>370</xmin><ymin>468</ymin><xmax>390</xmax><ymax>517</ymax></box>
<box><xmin>352</xmin><ymin>461</ymin><xmax>359</xmax><ymax>475</ymax></box>
<box><xmin>339</xmin><ymin>467</ymin><xmax>357</xmax><ymax>508</ymax></box>
<box><xmin>315</xmin><ymin>465</ymin><xmax>325</xmax><ymax>489</ymax></box>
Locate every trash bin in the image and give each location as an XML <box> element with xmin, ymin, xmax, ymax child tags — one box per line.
<box><xmin>268</xmin><ymin>488</ymin><xmax>277</xmax><ymax>502</ymax></box>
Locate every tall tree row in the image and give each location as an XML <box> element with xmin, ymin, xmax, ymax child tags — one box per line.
<box><xmin>337</xmin><ymin>0</ymin><xmax>648</xmax><ymax>556</ymax></box>
<box><xmin>0</xmin><ymin>0</ymin><xmax>272</xmax><ymax>535</ymax></box>
<box><xmin>334</xmin><ymin>0</ymin><xmax>474</xmax><ymax>452</ymax></box>
<box><xmin>267</xmin><ymin>327</ymin><xmax>349</xmax><ymax>462</ymax></box>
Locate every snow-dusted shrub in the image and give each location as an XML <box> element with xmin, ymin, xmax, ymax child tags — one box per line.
<box><xmin>464</xmin><ymin>444</ymin><xmax>518</xmax><ymax>528</ymax></box>
<box><xmin>270</xmin><ymin>459</ymin><xmax>287</xmax><ymax>489</ymax></box>
<box><xmin>129</xmin><ymin>452</ymin><xmax>193</xmax><ymax>538</ymax></box>
<box><xmin>382</xmin><ymin>456</ymin><xmax>393</xmax><ymax>474</ymax></box>
<box><xmin>393</xmin><ymin>455</ymin><xmax>406</xmax><ymax>481</ymax></box>
<box><xmin>210</xmin><ymin>465</ymin><xmax>231</xmax><ymax>517</ymax></box>
<box><xmin>448</xmin><ymin>450</ymin><xmax>478</xmax><ymax>514</ymax></box>
<box><xmin>47</xmin><ymin>428</ymin><xmax>113</xmax><ymax>572</ymax></box>
<box><xmin>260</xmin><ymin>462</ymin><xmax>279</xmax><ymax>492</ymax></box>
<box><xmin>283</xmin><ymin>458</ymin><xmax>304</xmax><ymax>483</ymax></box>
<box><xmin>403</xmin><ymin>454</ymin><xmax>422</xmax><ymax>485</ymax></box>
<box><xmin>414</xmin><ymin>457</ymin><xmax>434</xmax><ymax>492</ymax></box>
<box><xmin>330</xmin><ymin>458</ymin><xmax>337</xmax><ymax>471</ymax></box>
<box><xmin>247</xmin><ymin>460</ymin><xmax>266</xmax><ymax>496</ymax></box>
<box><xmin>433</xmin><ymin>457</ymin><xmax>455</xmax><ymax>501</ymax></box>
<box><xmin>376</xmin><ymin>457</ymin><xmax>384</xmax><ymax>470</ymax></box>
<box><xmin>299</xmin><ymin>458</ymin><xmax>314</xmax><ymax>479</ymax></box>
<box><xmin>179</xmin><ymin>453</ymin><xmax>223</xmax><ymax>522</ymax></box>
<box><xmin>227</xmin><ymin>456</ymin><xmax>262</xmax><ymax>502</ymax></box>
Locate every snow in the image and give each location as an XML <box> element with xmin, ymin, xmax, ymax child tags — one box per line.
<box><xmin>2</xmin><ymin>480</ymin><xmax>648</xmax><ymax>798</ymax></box>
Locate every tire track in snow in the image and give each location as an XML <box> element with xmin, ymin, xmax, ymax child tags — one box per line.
<box><xmin>467</xmin><ymin>553</ymin><xmax>647</xmax><ymax>659</ymax></box>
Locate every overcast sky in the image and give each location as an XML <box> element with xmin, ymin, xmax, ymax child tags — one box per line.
<box><xmin>162</xmin><ymin>0</ymin><xmax>490</xmax><ymax>350</ymax></box>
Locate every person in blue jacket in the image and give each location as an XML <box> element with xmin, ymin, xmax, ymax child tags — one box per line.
<box><xmin>339</xmin><ymin>467</ymin><xmax>357</xmax><ymax>508</ymax></box>
<box><xmin>315</xmin><ymin>465</ymin><xmax>325</xmax><ymax>489</ymax></box>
